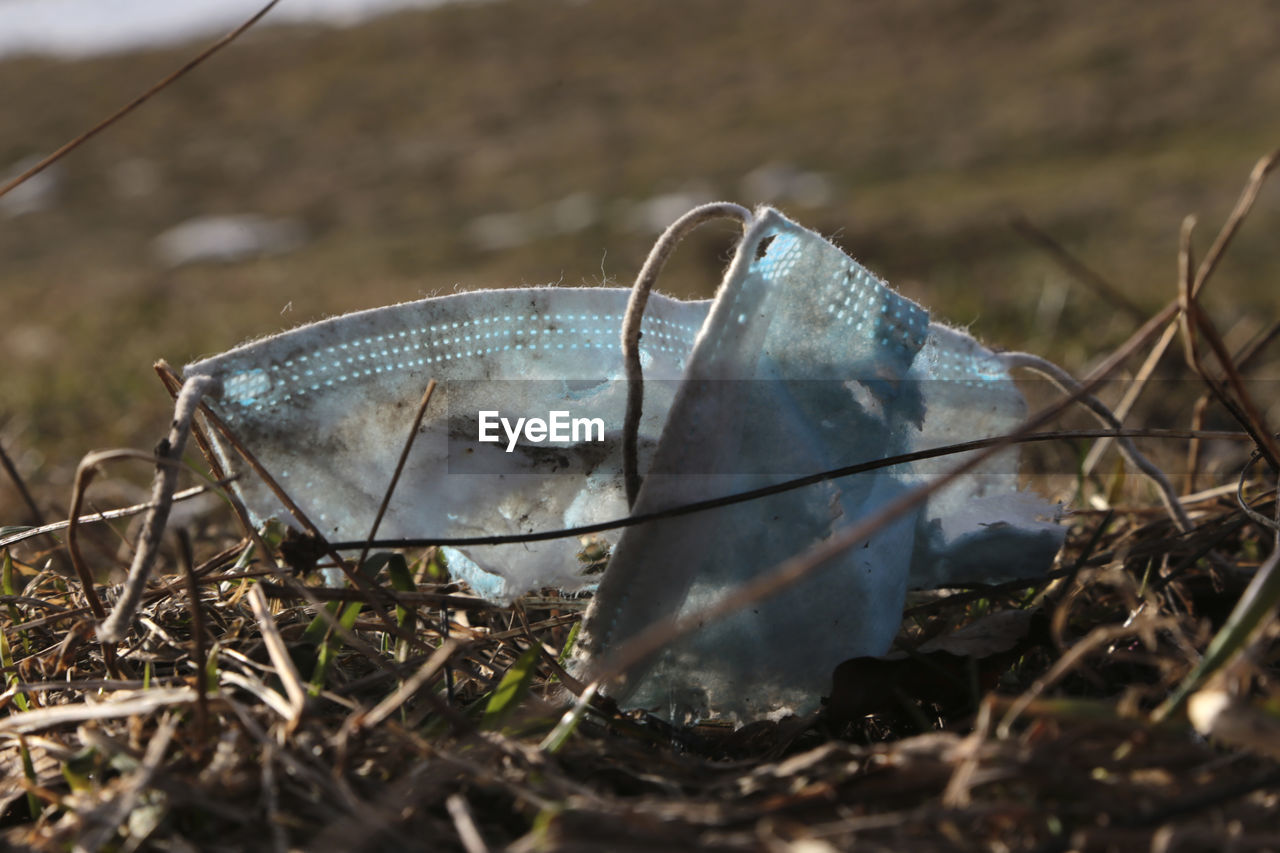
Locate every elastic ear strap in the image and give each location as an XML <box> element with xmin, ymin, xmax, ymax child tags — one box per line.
<box><xmin>99</xmin><ymin>375</ymin><xmax>219</xmax><ymax>643</ymax></box>
<box><xmin>622</xmin><ymin>202</ymin><xmax>753</xmax><ymax>506</ymax></box>
<box><xmin>1000</xmin><ymin>351</ymin><xmax>1192</xmax><ymax>533</ymax></box>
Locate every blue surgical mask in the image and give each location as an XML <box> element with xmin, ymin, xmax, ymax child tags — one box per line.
<box><xmin>181</xmin><ymin>206</ymin><xmax>1062</xmax><ymax>722</ymax></box>
<box><xmin>185</xmin><ymin>286</ymin><xmax>709</xmax><ymax>601</ymax></box>
<box><xmin>573</xmin><ymin>209</ymin><xmax>1062</xmax><ymax>722</ymax></box>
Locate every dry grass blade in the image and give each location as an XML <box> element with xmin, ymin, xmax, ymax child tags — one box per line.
<box><xmin>0</xmin><ymin>687</ymin><xmax>199</xmax><ymax>735</ymax></box>
<box><xmin>1191</xmin><ymin>149</ymin><xmax>1280</xmax><ymax>296</ymax></box>
<box><xmin>74</xmin><ymin>713</ymin><xmax>176</xmax><ymax>852</ymax></box>
<box><xmin>446</xmin><ymin>793</ymin><xmax>491</xmax><ymax>853</ymax></box>
<box><xmin>246</xmin><ymin>584</ymin><xmax>307</xmax><ymax>723</ymax></box>
<box><xmin>1081</xmin><ymin>322</ymin><xmax>1179</xmax><ymax>478</ymax></box>
<box><xmin>0</xmin><ymin>483</ymin><xmax>226</xmax><ymax>550</ymax></box>
<box><xmin>349</xmin><ymin>638</ymin><xmax>459</xmax><ymax>730</ymax></box>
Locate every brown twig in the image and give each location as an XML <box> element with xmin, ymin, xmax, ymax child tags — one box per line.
<box><xmin>0</xmin><ymin>0</ymin><xmax>283</xmax><ymax>202</ymax></box>
<box><xmin>1186</xmin><ymin>394</ymin><xmax>1212</xmax><ymax>495</ymax></box>
<box><xmin>1010</xmin><ymin>213</ymin><xmax>1146</xmax><ymax>321</ymax></box>
<box><xmin>186</xmin><ymin>384</ymin><xmax>428</xmax><ymax>655</ymax></box>
<box><xmin>0</xmin><ymin>438</ymin><xmax>45</xmax><ymax>527</ymax></box>
<box><xmin>154</xmin><ymin>361</ymin><xmax>274</xmax><ymax>570</ymax></box>
<box><xmin>175</xmin><ymin>529</ymin><xmax>210</xmax><ymax>743</ymax></box>
<box><xmin>0</xmin><ymin>482</ymin><xmax>229</xmax><ymax>550</ymax></box>
<box><xmin>355</xmin><ymin>379</ymin><xmax>438</xmax><ymax>575</ymax></box>
<box><xmin>99</xmin><ymin>376</ymin><xmax>218</xmax><ymax>643</ymax></box>
<box><xmin>1191</xmin><ymin>149</ymin><xmax>1280</xmax><ymax>297</ymax></box>
<box><xmin>1001</xmin><ymin>351</ymin><xmax>1192</xmax><ymax>532</ymax></box>
<box><xmin>1184</xmin><ymin>321</ymin><xmax>1280</xmax><ymax>494</ymax></box>
<box><xmin>1178</xmin><ymin>219</ymin><xmax>1280</xmax><ymax>471</ymax></box>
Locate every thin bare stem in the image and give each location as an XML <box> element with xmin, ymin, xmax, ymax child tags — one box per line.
<box><xmin>0</xmin><ymin>439</ymin><xmax>45</xmax><ymax>526</ymax></box>
<box><xmin>154</xmin><ymin>360</ymin><xmax>275</xmax><ymax>566</ymax></box>
<box><xmin>1084</xmin><ymin>152</ymin><xmax>1280</xmax><ymax>483</ymax></box>
<box><xmin>1081</xmin><ymin>322</ymin><xmax>1178</xmax><ymax>477</ymax></box>
<box><xmin>67</xmin><ymin>452</ymin><xmax>152</xmax><ymax>621</ymax></box>
<box><xmin>1236</xmin><ymin>321</ymin><xmax>1280</xmax><ymax>369</ymax></box>
<box><xmin>1010</xmin><ymin>213</ymin><xmax>1146</xmax><ymax>321</ymax></box>
<box><xmin>998</xmin><ymin>619</ymin><xmax>1178</xmax><ymax>737</ymax></box>
<box><xmin>348</xmin><ymin>639</ymin><xmax>459</xmax><ymax>730</ymax></box>
<box><xmin>1186</xmin><ymin>394</ymin><xmax>1211</xmax><ymax>495</ymax></box>
<box><xmin>0</xmin><ymin>0</ymin><xmax>282</xmax><ymax>201</ymax></box>
<box><xmin>1191</xmin><ymin>149</ymin><xmax>1280</xmax><ymax>297</ymax></box>
<box><xmin>1185</xmin><ymin>299</ymin><xmax>1280</xmax><ymax>472</ymax></box>
<box><xmin>188</xmin><ymin>391</ymin><xmax>431</xmax><ymax>656</ymax></box>
<box><xmin>1001</xmin><ymin>351</ymin><xmax>1192</xmax><ymax>533</ymax></box>
<box><xmin>622</xmin><ymin>202</ymin><xmax>753</xmax><ymax>506</ymax></box>
<box><xmin>1178</xmin><ymin>214</ymin><xmax>1198</xmax><ymax>365</ymax></box>
<box><xmin>1177</xmin><ymin>220</ymin><xmax>1280</xmax><ymax>470</ymax></box>
<box><xmin>176</xmin><ymin>529</ymin><xmax>209</xmax><ymax>743</ymax></box>
<box><xmin>355</xmin><ymin>379</ymin><xmax>438</xmax><ymax>574</ymax></box>
<box><xmin>0</xmin><ymin>484</ymin><xmax>226</xmax><ymax>550</ymax></box>
<box><xmin>99</xmin><ymin>375</ymin><xmax>218</xmax><ymax>643</ymax></box>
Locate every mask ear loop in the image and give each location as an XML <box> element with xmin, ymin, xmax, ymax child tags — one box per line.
<box><xmin>98</xmin><ymin>375</ymin><xmax>220</xmax><ymax>643</ymax></box>
<box><xmin>999</xmin><ymin>350</ymin><xmax>1193</xmax><ymax>533</ymax></box>
<box><xmin>621</xmin><ymin>202</ymin><xmax>753</xmax><ymax>506</ymax></box>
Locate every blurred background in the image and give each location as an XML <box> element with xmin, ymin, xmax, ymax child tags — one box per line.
<box><xmin>2</xmin><ymin>0</ymin><xmax>1279</xmax><ymax>518</ymax></box>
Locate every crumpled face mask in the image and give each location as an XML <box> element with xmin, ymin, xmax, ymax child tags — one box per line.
<box><xmin>183</xmin><ymin>286</ymin><xmax>710</xmax><ymax>601</ymax></box>
<box><xmin>574</xmin><ymin>209</ymin><xmax>1063</xmax><ymax>722</ymax></box>
<box><xmin>115</xmin><ymin>205</ymin><xmax>1067</xmax><ymax>723</ymax></box>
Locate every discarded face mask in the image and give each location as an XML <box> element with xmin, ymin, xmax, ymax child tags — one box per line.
<box><xmin>151</xmin><ymin>206</ymin><xmax>1062</xmax><ymax>721</ymax></box>
<box><xmin>574</xmin><ymin>209</ymin><xmax>1063</xmax><ymax>722</ymax></box>
<box><xmin>184</xmin><ymin>285</ymin><xmax>709</xmax><ymax>600</ymax></box>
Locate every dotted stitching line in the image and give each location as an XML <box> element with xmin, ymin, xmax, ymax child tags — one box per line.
<box><xmin>223</xmin><ymin>311</ymin><xmax>698</xmax><ymax>412</ymax></box>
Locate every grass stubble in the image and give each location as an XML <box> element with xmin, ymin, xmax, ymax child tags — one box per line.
<box><xmin>3</xmin><ymin>3</ymin><xmax>1280</xmax><ymax>851</ymax></box>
